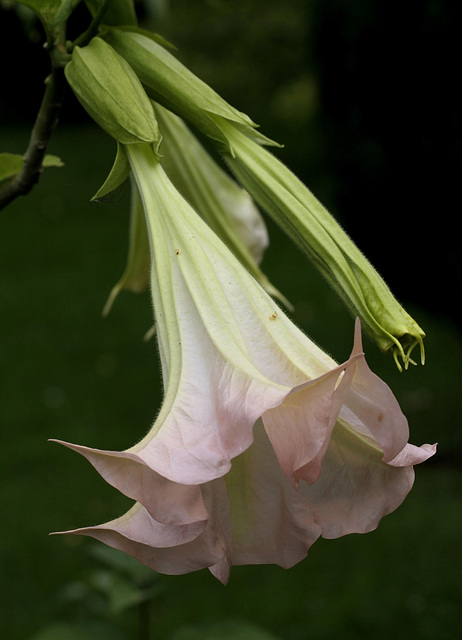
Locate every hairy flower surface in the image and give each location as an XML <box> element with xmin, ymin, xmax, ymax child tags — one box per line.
<box><xmin>155</xmin><ymin>104</ymin><xmax>289</xmax><ymax>307</ymax></box>
<box><xmin>53</xmin><ymin>143</ymin><xmax>435</xmax><ymax>583</ymax></box>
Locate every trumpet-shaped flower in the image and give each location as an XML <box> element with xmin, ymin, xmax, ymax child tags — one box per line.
<box><xmin>53</xmin><ymin>143</ymin><xmax>435</xmax><ymax>583</ymax></box>
<box><xmin>52</xmin><ymin>145</ymin><xmax>434</xmax><ymax>582</ymax></box>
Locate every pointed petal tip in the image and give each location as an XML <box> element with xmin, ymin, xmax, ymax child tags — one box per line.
<box><xmin>353</xmin><ymin>317</ymin><xmax>364</xmax><ymax>355</ymax></box>
<box><xmin>387</xmin><ymin>442</ymin><xmax>437</xmax><ymax>467</ymax></box>
<box><xmin>49</xmin><ymin>527</ymin><xmax>87</xmax><ymax>537</ymax></box>
<box><xmin>208</xmin><ymin>559</ymin><xmax>231</xmax><ymax>585</ymax></box>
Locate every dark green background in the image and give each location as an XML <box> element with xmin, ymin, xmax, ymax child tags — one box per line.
<box><xmin>1</xmin><ymin>1</ymin><xmax>461</xmax><ymax>638</ymax></box>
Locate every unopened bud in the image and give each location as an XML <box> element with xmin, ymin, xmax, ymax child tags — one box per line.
<box><xmin>65</xmin><ymin>37</ymin><xmax>160</xmax><ymax>146</ymax></box>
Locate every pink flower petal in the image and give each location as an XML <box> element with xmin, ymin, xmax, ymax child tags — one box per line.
<box><xmin>53</xmin><ymin>502</ymin><xmax>206</xmax><ymax>548</ymax></box>
<box><xmin>224</xmin><ymin>421</ymin><xmax>322</xmax><ymax>569</ymax></box>
<box><xmin>339</xmin><ymin>319</ymin><xmax>411</xmax><ymax>463</ymax></box>
<box><xmin>387</xmin><ymin>442</ymin><xmax>437</xmax><ymax>467</ymax></box>
<box><xmin>49</xmin><ymin>439</ymin><xmax>208</xmax><ymax>526</ymax></box>
<box><xmin>262</xmin><ymin>344</ymin><xmax>361</xmax><ymax>487</ymax></box>
<box><xmin>299</xmin><ymin>421</ymin><xmax>427</xmax><ymax>539</ymax></box>
<box><xmin>55</xmin><ymin>503</ymin><xmax>226</xmax><ymax>578</ymax></box>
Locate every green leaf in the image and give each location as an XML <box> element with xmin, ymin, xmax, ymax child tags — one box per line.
<box><xmin>89</xmin><ymin>569</ymin><xmax>158</xmax><ymax>615</ymax></box>
<box><xmin>0</xmin><ymin>152</ymin><xmax>63</xmax><ymax>183</ymax></box>
<box><xmin>0</xmin><ymin>153</ymin><xmax>22</xmax><ymax>183</ymax></box>
<box><xmin>43</xmin><ymin>154</ymin><xmax>65</xmax><ymax>168</ymax></box>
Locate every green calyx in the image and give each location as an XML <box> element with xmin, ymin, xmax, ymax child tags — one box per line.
<box><xmin>65</xmin><ymin>37</ymin><xmax>160</xmax><ymax>146</ymax></box>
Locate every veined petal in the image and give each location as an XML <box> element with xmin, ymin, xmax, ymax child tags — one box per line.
<box><xmin>299</xmin><ymin>420</ymin><xmax>430</xmax><ymax>538</ymax></box>
<box><xmin>53</xmin><ymin>502</ymin><xmax>206</xmax><ymax>548</ymax></box>
<box><xmin>340</xmin><ymin>344</ymin><xmax>412</xmax><ymax>464</ymax></box>
<box><xmin>223</xmin><ymin>420</ymin><xmax>322</xmax><ymax>570</ymax></box>
<box><xmin>49</xmin><ymin>439</ymin><xmax>207</xmax><ymax>526</ymax></box>
<box><xmin>262</xmin><ymin>323</ymin><xmax>365</xmax><ymax>487</ymax></box>
<box><xmin>55</xmin><ymin>502</ymin><xmax>225</xmax><ymax>578</ymax></box>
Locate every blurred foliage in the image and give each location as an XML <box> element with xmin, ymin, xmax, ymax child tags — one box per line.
<box><xmin>1</xmin><ymin>1</ymin><xmax>461</xmax><ymax>639</ymax></box>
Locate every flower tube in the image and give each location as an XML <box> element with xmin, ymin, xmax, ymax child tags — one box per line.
<box><xmin>155</xmin><ymin>103</ymin><xmax>290</xmax><ymax>307</ymax></box>
<box><xmin>52</xmin><ymin>143</ymin><xmax>435</xmax><ymax>582</ymax></box>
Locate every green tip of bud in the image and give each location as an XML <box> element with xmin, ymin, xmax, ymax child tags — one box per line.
<box><xmin>392</xmin><ymin>332</ymin><xmax>425</xmax><ymax>372</ymax></box>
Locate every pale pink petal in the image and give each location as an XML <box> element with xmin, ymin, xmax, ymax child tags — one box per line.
<box><xmin>208</xmin><ymin>558</ymin><xmax>232</xmax><ymax>585</ymax></box>
<box><xmin>220</xmin><ymin>421</ymin><xmax>322</xmax><ymax>569</ymax></box>
<box><xmin>55</xmin><ymin>502</ymin><xmax>228</xmax><ymax>579</ymax></box>
<box><xmin>129</xmin><ymin>294</ymin><xmax>292</xmax><ymax>484</ymax></box>
<box><xmin>299</xmin><ymin>420</ymin><xmax>424</xmax><ymax>538</ymax></box>
<box><xmin>49</xmin><ymin>439</ymin><xmax>208</xmax><ymax>526</ymax></box>
<box><xmin>340</xmin><ymin>319</ymin><xmax>411</xmax><ymax>463</ymax></box>
<box><xmin>387</xmin><ymin>442</ymin><xmax>437</xmax><ymax>467</ymax></box>
<box><xmin>262</xmin><ymin>349</ymin><xmax>360</xmax><ymax>487</ymax></box>
<box><xmin>53</xmin><ymin>502</ymin><xmax>206</xmax><ymax>548</ymax></box>
<box><xmin>201</xmin><ymin>480</ymin><xmax>234</xmax><ymax>585</ymax></box>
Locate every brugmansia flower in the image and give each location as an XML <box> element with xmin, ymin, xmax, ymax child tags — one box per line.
<box><xmin>103</xmin><ymin>28</ymin><xmax>425</xmax><ymax>368</ymax></box>
<box><xmin>52</xmin><ymin>143</ymin><xmax>435</xmax><ymax>583</ymax></box>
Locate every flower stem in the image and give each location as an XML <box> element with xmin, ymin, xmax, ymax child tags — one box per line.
<box><xmin>72</xmin><ymin>0</ymin><xmax>113</xmax><ymax>50</ymax></box>
<box><xmin>0</xmin><ymin>61</ymin><xmax>66</xmax><ymax>213</ymax></box>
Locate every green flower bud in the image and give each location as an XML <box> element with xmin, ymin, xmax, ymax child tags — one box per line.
<box><xmin>65</xmin><ymin>37</ymin><xmax>160</xmax><ymax>146</ymax></box>
<box><xmin>103</xmin><ymin>29</ymin><xmax>276</xmax><ymax>152</ymax></box>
